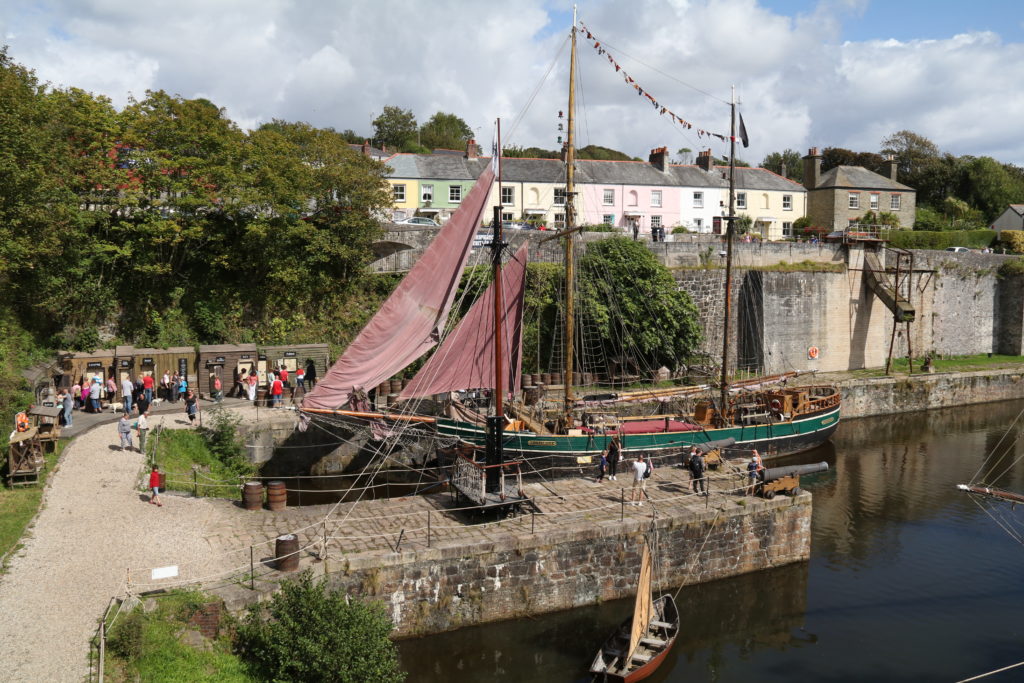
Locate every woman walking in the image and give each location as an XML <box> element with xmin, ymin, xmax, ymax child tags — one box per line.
<box><xmin>184</xmin><ymin>389</ymin><xmax>198</xmax><ymax>425</ymax></box>
<box><xmin>149</xmin><ymin>464</ymin><xmax>163</xmax><ymax>506</ymax></box>
<box><xmin>246</xmin><ymin>370</ymin><xmax>258</xmax><ymax>402</ymax></box>
<box><xmin>606</xmin><ymin>435</ymin><xmax>621</xmax><ymax>481</ymax></box>
<box><xmin>117</xmin><ymin>413</ymin><xmax>133</xmax><ymax>451</ymax></box>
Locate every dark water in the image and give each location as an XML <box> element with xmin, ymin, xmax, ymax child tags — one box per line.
<box><xmin>398</xmin><ymin>400</ymin><xmax>1024</xmax><ymax>682</ymax></box>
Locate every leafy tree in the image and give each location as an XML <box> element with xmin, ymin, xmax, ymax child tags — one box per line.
<box><xmin>236</xmin><ymin>570</ymin><xmax>405</xmax><ymax>683</ymax></box>
<box><xmin>576</xmin><ymin>237</ymin><xmax>701</xmax><ymax>373</ymax></box>
<box><xmin>958</xmin><ymin>156</ymin><xmax>1024</xmax><ymax>222</ymax></box>
<box><xmin>577</xmin><ymin>145</ymin><xmax>635</xmax><ymax>161</ymax></box>
<box><xmin>676</xmin><ymin>148</ymin><xmax>693</xmax><ymax>164</ymax></box>
<box><xmin>820</xmin><ymin>147</ymin><xmax>885</xmax><ymax>175</ymax></box>
<box><xmin>372</xmin><ymin>105</ymin><xmax>418</xmax><ymax>149</ymax></box>
<box><xmin>339</xmin><ymin>129</ymin><xmax>365</xmax><ymax>144</ymax></box>
<box><xmin>502</xmin><ymin>145</ymin><xmax>559</xmax><ymax>159</ymax></box>
<box><xmin>419</xmin><ymin>111</ymin><xmax>473</xmax><ymax>151</ymax></box>
<box><xmin>760</xmin><ymin>149</ymin><xmax>803</xmax><ymax>182</ymax></box>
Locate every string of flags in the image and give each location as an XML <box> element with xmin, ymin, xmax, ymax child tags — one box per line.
<box><xmin>579</xmin><ymin>22</ymin><xmax>748</xmax><ymax>148</ymax></box>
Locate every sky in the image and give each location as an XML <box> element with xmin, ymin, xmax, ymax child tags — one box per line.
<box><xmin>2</xmin><ymin>0</ymin><xmax>1023</xmax><ymax>167</ymax></box>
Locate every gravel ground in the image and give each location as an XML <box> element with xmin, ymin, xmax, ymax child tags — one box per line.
<box><xmin>0</xmin><ymin>403</ymin><xmax>275</xmax><ymax>681</ymax></box>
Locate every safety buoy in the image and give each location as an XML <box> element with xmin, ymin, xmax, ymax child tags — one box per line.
<box><xmin>808</xmin><ymin>346</ymin><xmax>819</xmax><ymax>360</ymax></box>
<box><xmin>770</xmin><ymin>399</ymin><xmax>782</xmax><ymax>412</ymax></box>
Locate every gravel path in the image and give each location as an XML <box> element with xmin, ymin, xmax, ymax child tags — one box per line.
<box><xmin>0</xmin><ymin>404</ymin><xmax>272</xmax><ymax>681</ymax></box>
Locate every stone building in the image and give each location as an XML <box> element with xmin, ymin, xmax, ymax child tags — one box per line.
<box><xmin>802</xmin><ymin>148</ymin><xmax>916</xmax><ymax>230</ymax></box>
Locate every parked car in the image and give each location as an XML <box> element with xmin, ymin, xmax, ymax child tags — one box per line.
<box><xmin>945</xmin><ymin>246</ymin><xmax>970</xmax><ymax>253</ymax></box>
<box><xmin>501</xmin><ymin>221</ymin><xmax>532</xmax><ymax>230</ymax></box>
<box><xmin>396</xmin><ymin>217</ymin><xmax>440</xmax><ymax>227</ymax></box>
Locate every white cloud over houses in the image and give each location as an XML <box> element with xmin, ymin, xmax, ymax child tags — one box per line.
<box><xmin>1</xmin><ymin>0</ymin><xmax>1022</xmax><ymax>166</ymax></box>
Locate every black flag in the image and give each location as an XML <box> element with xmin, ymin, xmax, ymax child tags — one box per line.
<box><xmin>739</xmin><ymin>113</ymin><xmax>750</xmax><ymax>148</ymax></box>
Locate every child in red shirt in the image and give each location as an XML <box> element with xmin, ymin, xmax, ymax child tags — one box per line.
<box><xmin>149</xmin><ymin>465</ymin><xmax>163</xmax><ymax>507</ymax></box>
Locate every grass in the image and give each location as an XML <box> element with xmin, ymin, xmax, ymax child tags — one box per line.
<box><xmin>673</xmin><ymin>259</ymin><xmax>845</xmax><ymax>273</ymax></box>
<box><xmin>842</xmin><ymin>354</ymin><xmax>1024</xmax><ymax>378</ymax></box>
<box><xmin>150</xmin><ymin>427</ymin><xmax>256</xmax><ymax>499</ymax></box>
<box><xmin>103</xmin><ymin>590</ymin><xmax>249</xmax><ymax>683</ymax></box>
<box><xmin>0</xmin><ymin>441</ymin><xmax>64</xmax><ymax>567</ymax></box>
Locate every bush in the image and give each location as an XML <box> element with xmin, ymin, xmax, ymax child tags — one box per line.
<box><xmin>671</xmin><ymin>226</ymin><xmax>692</xmax><ymax>234</ymax></box>
<box><xmin>1000</xmin><ymin>230</ymin><xmax>1024</xmax><ymax>254</ymax></box>
<box><xmin>236</xmin><ymin>571</ymin><xmax>405</xmax><ymax>683</ymax></box>
<box><xmin>882</xmin><ymin>229</ymin><xmax>996</xmax><ymax>250</ymax></box>
<box><xmin>199</xmin><ymin>405</ymin><xmax>249</xmax><ymax>476</ymax></box>
<box><xmin>583</xmin><ymin>223</ymin><xmax>618</xmax><ymax>233</ymax></box>
<box><xmin>108</xmin><ymin>611</ymin><xmax>145</xmax><ymax>662</ymax></box>
<box><xmin>998</xmin><ymin>259</ymin><xmax>1024</xmax><ymax>277</ymax></box>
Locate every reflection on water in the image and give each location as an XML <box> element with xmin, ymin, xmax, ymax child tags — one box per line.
<box><xmin>399</xmin><ymin>400</ymin><xmax>1024</xmax><ymax>682</ymax></box>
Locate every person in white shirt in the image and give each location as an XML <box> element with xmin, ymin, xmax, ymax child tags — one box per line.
<box><xmin>137</xmin><ymin>410</ymin><xmax>149</xmax><ymax>454</ymax></box>
<box><xmin>630</xmin><ymin>455</ymin><xmax>648</xmax><ymax>506</ymax></box>
<box><xmin>161</xmin><ymin>372</ymin><xmax>171</xmax><ymax>401</ymax></box>
<box><xmin>121</xmin><ymin>376</ymin><xmax>134</xmax><ymax>414</ymax></box>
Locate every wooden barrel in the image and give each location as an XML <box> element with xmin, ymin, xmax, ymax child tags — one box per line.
<box><xmin>242</xmin><ymin>481</ymin><xmax>264</xmax><ymax>511</ymax></box>
<box><xmin>377</xmin><ymin>382</ymin><xmax>389</xmax><ymax>398</ymax></box>
<box><xmin>522</xmin><ymin>373</ymin><xmax>534</xmax><ymax>386</ymax></box>
<box><xmin>551</xmin><ymin>372</ymin><xmax>562</xmax><ymax>385</ymax></box>
<box><xmin>158</xmin><ymin>472</ymin><xmax>166</xmax><ymax>490</ymax></box>
<box><xmin>390</xmin><ymin>378</ymin><xmax>402</xmax><ymax>393</ymax></box>
<box><xmin>275</xmin><ymin>534</ymin><xmax>299</xmax><ymax>572</ymax></box>
<box><xmin>387</xmin><ymin>393</ymin><xmax>398</xmax><ymax>406</ymax></box>
<box><xmin>541</xmin><ymin>373</ymin><xmax>552</xmax><ymax>385</ymax></box>
<box><xmin>266</xmin><ymin>480</ymin><xmax>287</xmax><ymax>511</ymax></box>
<box><xmin>256</xmin><ymin>389</ymin><xmax>268</xmax><ymax>406</ymax></box>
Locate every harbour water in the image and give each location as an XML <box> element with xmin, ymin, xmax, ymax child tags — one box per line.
<box><xmin>398</xmin><ymin>399</ymin><xmax>1024</xmax><ymax>681</ymax></box>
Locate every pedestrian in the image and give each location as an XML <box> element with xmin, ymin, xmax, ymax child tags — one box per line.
<box><xmin>61</xmin><ymin>390</ymin><xmax>73</xmax><ymax>428</ymax></box>
<box><xmin>142</xmin><ymin>373</ymin><xmax>155</xmax><ymax>404</ymax></box>
<box><xmin>148</xmin><ymin>464</ymin><xmax>163</xmax><ymax>507</ymax></box>
<box><xmin>746</xmin><ymin>457</ymin><xmax>759</xmax><ymax>496</ymax></box>
<box><xmin>178</xmin><ymin>375</ymin><xmax>188</xmax><ymax>402</ymax></box>
<box><xmin>270</xmin><ymin>374</ymin><xmax>284</xmax><ymax>408</ymax></box>
<box><xmin>682</xmin><ymin>444</ymin><xmax>698</xmax><ymax>469</ymax></box>
<box><xmin>246</xmin><ymin>370</ymin><xmax>258</xmax><ymax>402</ymax></box>
<box><xmin>305</xmin><ymin>359</ymin><xmax>317</xmax><ymax>388</ymax></box>
<box><xmin>161</xmin><ymin>370</ymin><xmax>170</xmax><ymax>401</ymax></box>
<box><xmin>752</xmin><ymin>449</ymin><xmax>764</xmax><ymax>473</ymax></box>
<box><xmin>689</xmin><ymin>449</ymin><xmax>706</xmax><ymax>495</ymax></box>
<box><xmin>212</xmin><ymin>374</ymin><xmax>223</xmax><ymax>403</ymax></box>
<box><xmin>630</xmin><ymin>454</ymin><xmax>648</xmax><ymax>506</ymax></box>
<box><xmin>137</xmin><ymin>409</ymin><xmax>149</xmax><ymax>455</ymax></box>
<box><xmin>606</xmin><ymin>435</ymin><xmax>621</xmax><ymax>481</ymax></box>
<box><xmin>117</xmin><ymin>412</ymin><xmax>133</xmax><ymax>451</ymax></box>
<box><xmin>121</xmin><ymin>375</ymin><xmax>134</xmax><ymax>415</ymax></box>
<box><xmin>169</xmin><ymin>373</ymin><xmax>179</xmax><ymax>403</ymax></box>
<box><xmin>89</xmin><ymin>377</ymin><xmax>102</xmax><ymax>413</ymax></box>
<box><xmin>105</xmin><ymin>376</ymin><xmax>117</xmax><ymax>402</ymax></box>
<box><xmin>279</xmin><ymin>365</ymin><xmax>289</xmax><ymax>389</ymax></box>
<box><xmin>596</xmin><ymin>451</ymin><xmax>608</xmax><ymax>482</ymax></box>
<box><xmin>184</xmin><ymin>389</ymin><xmax>198</xmax><ymax>425</ymax></box>
<box><xmin>296</xmin><ymin>366</ymin><xmax>306</xmax><ymax>393</ymax></box>
<box><xmin>71</xmin><ymin>381</ymin><xmax>82</xmax><ymax>410</ymax></box>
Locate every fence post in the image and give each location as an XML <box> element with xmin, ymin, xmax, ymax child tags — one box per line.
<box><xmin>192</xmin><ymin>469</ymin><xmax>198</xmax><ymax>498</ymax></box>
<box><xmin>98</xmin><ymin>619</ymin><xmax>105</xmax><ymax>683</ymax></box>
<box><xmin>621</xmin><ymin>488</ymin><xmax>625</xmax><ymax>521</ymax></box>
<box><xmin>322</xmin><ymin>521</ymin><xmax>329</xmax><ymax>566</ymax></box>
<box><xmin>706</xmin><ymin>476</ymin><xmax>710</xmax><ymax>509</ymax></box>
<box><xmin>427</xmin><ymin>511</ymin><xmax>432</xmax><ymax>548</ymax></box>
<box><xmin>250</xmin><ymin>546</ymin><xmax>255</xmax><ymax>590</ymax></box>
<box><xmin>531</xmin><ymin>511</ymin><xmax>535</xmax><ymax>534</ymax></box>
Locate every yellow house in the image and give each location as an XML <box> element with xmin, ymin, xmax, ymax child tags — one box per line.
<box><xmin>731</xmin><ymin>167</ymin><xmax>808</xmax><ymax>241</ymax></box>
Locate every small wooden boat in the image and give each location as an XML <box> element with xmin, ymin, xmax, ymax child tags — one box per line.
<box><xmin>590</xmin><ymin>540</ymin><xmax>679</xmax><ymax>682</ymax></box>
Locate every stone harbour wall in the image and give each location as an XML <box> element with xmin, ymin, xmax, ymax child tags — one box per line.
<box><xmin>323</xmin><ymin>496</ymin><xmax>810</xmax><ymax>637</ymax></box>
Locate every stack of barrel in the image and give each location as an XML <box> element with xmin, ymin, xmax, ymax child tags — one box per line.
<box><xmin>242</xmin><ymin>480</ymin><xmax>288</xmax><ymax>511</ymax></box>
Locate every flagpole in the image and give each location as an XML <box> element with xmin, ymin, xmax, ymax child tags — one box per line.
<box><xmin>719</xmin><ymin>85</ymin><xmax>737</xmax><ymax>424</ymax></box>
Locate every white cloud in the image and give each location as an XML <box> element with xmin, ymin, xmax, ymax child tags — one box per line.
<box><xmin>0</xmin><ymin>0</ymin><xmax>1021</xmax><ymax>166</ymax></box>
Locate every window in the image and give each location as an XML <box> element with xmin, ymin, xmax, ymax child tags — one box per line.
<box><xmin>554</xmin><ymin>188</ymin><xmax>567</xmax><ymax>206</ymax></box>
<box><xmin>393</xmin><ymin>184</ymin><xmax>406</xmax><ymax>202</ymax></box>
<box><xmin>848</xmin><ymin>192</ymin><xmax>859</xmax><ymax>210</ymax></box>
<box><xmin>628</xmin><ymin>190</ymin><xmax>638</xmax><ymax>206</ymax></box>
<box><xmin>651</xmin><ymin>191</ymin><xmax>662</xmax><ymax>208</ymax></box>
<box><xmin>736</xmin><ymin>192</ymin><xmax>747</xmax><ymax>209</ymax></box>
<box><xmin>783</xmin><ymin>221</ymin><xmax>793</xmax><ymax>237</ymax></box>
<box><xmin>891</xmin><ymin>194</ymin><xmax>902</xmax><ymax>210</ymax></box>
<box><xmin>651</xmin><ymin>215</ymin><xmax>662</xmax><ymax>228</ymax></box>
<box><xmin>694</xmin><ymin>218</ymin><xmax>703</xmax><ymax>229</ymax></box>
<box><xmin>870</xmin><ymin>193</ymin><xmax>879</xmax><ymax>210</ymax></box>
<box><xmin>554</xmin><ymin>213</ymin><xmax>566</xmax><ymax>229</ymax></box>
<box><xmin>502</xmin><ymin>212</ymin><xmax>514</xmax><ymax>222</ymax></box>
<box><xmin>501</xmin><ymin>186</ymin><xmax>514</xmax><ymax>205</ymax></box>
<box><xmin>603</xmin><ymin>189</ymin><xmax>615</xmax><ymax>205</ymax></box>
<box><xmin>762</xmin><ymin>193</ymin><xmax>770</xmax><ymax>209</ymax></box>
<box><xmin>782</xmin><ymin>194</ymin><xmax>793</xmax><ymax>211</ymax></box>
<box><xmin>449</xmin><ymin>185</ymin><xmax>462</xmax><ymax>203</ymax></box>
<box><xmin>693</xmin><ymin>191</ymin><xmax>704</xmax><ymax>209</ymax></box>
<box><xmin>602</xmin><ymin>214</ymin><xmax>615</xmax><ymax>225</ymax></box>
<box><xmin>421</xmin><ymin>184</ymin><xmax>433</xmax><ymax>203</ymax></box>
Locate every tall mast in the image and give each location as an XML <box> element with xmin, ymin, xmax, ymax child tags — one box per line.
<box><xmin>493</xmin><ymin>118</ymin><xmax>504</xmax><ymax>420</ymax></box>
<box><xmin>719</xmin><ymin>86</ymin><xmax>737</xmax><ymax>421</ymax></box>
<box><xmin>564</xmin><ymin>5</ymin><xmax>578</xmax><ymax>415</ymax></box>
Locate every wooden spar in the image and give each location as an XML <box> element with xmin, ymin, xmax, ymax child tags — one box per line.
<box><xmin>300</xmin><ymin>408</ymin><xmax>436</xmax><ymax>423</ymax></box>
<box><xmin>957</xmin><ymin>484</ymin><xmax>1024</xmax><ymax>505</ymax></box>
<box><xmin>564</xmin><ymin>8</ymin><xmax>578</xmax><ymax>416</ymax></box>
<box><xmin>627</xmin><ymin>539</ymin><xmax>653</xmax><ymax>662</ymax></box>
<box><xmin>493</xmin><ymin>118</ymin><xmax>504</xmax><ymax>421</ymax></box>
<box><xmin>719</xmin><ymin>86</ymin><xmax>737</xmax><ymax>423</ymax></box>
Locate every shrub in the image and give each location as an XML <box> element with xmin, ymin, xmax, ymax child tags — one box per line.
<box><xmin>1000</xmin><ymin>230</ymin><xmax>1024</xmax><ymax>254</ymax></box>
<box><xmin>236</xmin><ymin>570</ymin><xmax>405</xmax><ymax>683</ymax></box>
<box><xmin>108</xmin><ymin>611</ymin><xmax>145</xmax><ymax>662</ymax></box>
<box><xmin>882</xmin><ymin>229</ymin><xmax>996</xmax><ymax>250</ymax></box>
<box><xmin>998</xmin><ymin>259</ymin><xmax>1024</xmax><ymax>278</ymax></box>
<box><xmin>199</xmin><ymin>405</ymin><xmax>249</xmax><ymax>475</ymax></box>
<box><xmin>671</xmin><ymin>226</ymin><xmax>692</xmax><ymax>234</ymax></box>
<box><xmin>583</xmin><ymin>223</ymin><xmax>618</xmax><ymax>233</ymax></box>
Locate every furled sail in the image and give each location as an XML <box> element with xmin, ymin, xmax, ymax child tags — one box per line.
<box><xmin>399</xmin><ymin>243</ymin><xmax>527</xmax><ymax>399</ymax></box>
<box><xmin>302</xmin><ymin>167</ymin><xmax>496</xmax><ymax>410</ymax></box>
<box><xmin>628</xmin><ymin>539</ymin><xmax>654</xmax><ymax>662</ymax></box>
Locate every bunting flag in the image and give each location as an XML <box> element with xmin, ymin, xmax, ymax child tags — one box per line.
<box><xmin>578</xmin><ymin>21</ymin><xmax>730</xmax><ymax>143</ymax></box>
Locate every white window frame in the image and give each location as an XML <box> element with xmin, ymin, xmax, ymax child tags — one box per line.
<box><xmin>870</xmin><ymin>193</ymin><xmax>879</xmax><ymax>210</ymax></box>
<box><xmin>602</xmin><ymin>214</ymin><xmax>615</xmax><ymax>225</ymax></box>
<box><xmin>693</xmin><ymin>191</ymin><xmax>704</xmax><ymax>209</ymax></box>
<box><xmin>554</xmin><ymin>212</ymin><xmax>566</xmax><ymax>229</ymax></box>
<box><xmin>694</xmin><ymin>218</ymin><xmax>703</xmax><ymax>229</ymax></box>
<box><xmin>501</xmin><ymin>212</ymin><xmax>514</xmax><ymax>222</ymax></box>
<box><xmin>783</xmin><ymin>221</ymin><xmax>793</xmax><ymax>237</ymax></box>
<box><xmin>554</xmin><ymin>188</ymin><xmax>567</xmax><ymax>206</ymax></box>
<box><xmin>501</xmin><ymin>186</ymin><xmax>514</xmax><ymax>206</ymax></box>
<box><xmin>651</xmin><ymin>215</ymin><xmax>662</xmax><ymax>228</ymax></box>
<box><xmin>848</xmin><ymin>192</ymin><xmax>859</xmax><ymax>210</ymax></box>
<box><xmin>651</xmin><ymin>190</ymin><xmax>662</xmax><ymax>208</ymax></box>
<box><xmin>603</xmin><ymin>188</ymin><xmax>615</xmax><ymax>205</ymax></box>
<box><xmin>393</xmin><ymin>184</ymin><xmax>406</xmax><ymax>202</ymax></box>
<box><xmin>421</xmin><ymin>184</ymin><xmax>433</xmax><ymax>203</ymax></box>
<box><xmin>891</xmin><ymin>194</ymin><xmax>901</xmax><ymax>210</ymax></box>
<box><xmin>782</xmin><ymin>194</ymin><xmax>792</xmax><ymax>211</ymax></box>
<box><xmin>449</xmin><ymin>185</ymin><xmax>462</xmax><ymax>203</ymax></box>
<box><xmin>736</xmin><ymin>192</ymin><xmax>747</xmax><ymax>210</ymax></box>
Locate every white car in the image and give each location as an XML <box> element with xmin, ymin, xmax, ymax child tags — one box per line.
<box><xmin>396</xmin><ymin>217</ymin><xmax>440</xmax><ymax>227</ymax></box>
<box><xmin>945</xmin><ymin>246</ymin><xmax>970</xmax><ymax>253</ymax></box>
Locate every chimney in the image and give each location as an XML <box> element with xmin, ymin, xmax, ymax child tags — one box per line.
<box><xmin>361</xmin><ymin>139</ymin><xmax>371</xmax><ymax>157</ymax></box>
<box><xmin>780</xmin><ymin>162</ymin><xmax>787</xmax><ymax>179</ymax></box>
<box><xmin>465</xmin><ymin>138</ymin><xmax>480</xmax><ymax>159</ymax></box>
<box><xmin>886</xmin><ymin>154</ymin><xmax>898</xmax><ymax>181</ymax></box>
<box><xmin>802</xmin><ymin>147</ymin><xmax>821</xmax><ymax>190</ymax></box>
<box><xmin>696</xmin><ymin>149</ymin><xmax>714</xmax><ymax>173</ymax></box>
<box><xmin>649</xmin><ymin>146</ymin><xmax>668</xmax><ymax>172</ymax></box>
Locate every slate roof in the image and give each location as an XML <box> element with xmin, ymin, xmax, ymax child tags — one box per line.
<box><xmin>813</xmin><ymin>165</ymin><xmax>913</xmax><ymax>192</ymax></box>
<box><xmin>347</xmin><ymin>143</ymin><xmax>387</xmax><ymax>158</ymax></box>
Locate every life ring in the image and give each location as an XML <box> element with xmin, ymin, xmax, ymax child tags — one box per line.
<box><xmin>770</xmin><ymin>399</ymin><xmax>782</xmax><ymax>412</ymax></box>
<box><xmin>808</xmin><ymin>346</ymin><xmax>819</xmax><ymax>360</ymax></box>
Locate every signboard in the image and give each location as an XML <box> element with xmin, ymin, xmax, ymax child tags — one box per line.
<box><xmin>177</xmin><ymin>358</ymin><xmax>188</xmax><ymax>377</ymax></box>
<box><xmin>151</xmin><ymin>565</ymin><xmax>179</xmax><ymax>580</ymax></box>
<box><xmin>258</xmin><ymin>354</ymin><xmax>267</xmax><ymax>361</ymax></box>
<box><xmin>118</xmin><ymin>360</ymin><xmax>130</xmax><ymax>368</ymax></box>
<box><xmin>142</xmin><ymin>357</ymin><xmax>154</xmax><ymax>365</ymax></box>
<box><xmin>86</xmin><ymin>361</ymin><xmax>103</xmax><ymax>369</ymax></box>
<box><xmin>284</xmin><ymin>351</ymin><xmax>297</xmax><ymax>357</ymax></box>
<box><xmin>240</xmin><ymin>354</ymin><xmax>252</xmax><ymax>360</ymax></box>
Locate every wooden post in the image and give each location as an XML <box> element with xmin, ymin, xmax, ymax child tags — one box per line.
<box><xmin>250</xmin><ymin>546</ymin><xmax>255</xmax><ymax>590</ymax></box>
<box><xmin>620</xmin><ymin>488</ymin><xmax>625</xmax><ymax>521</ymax></box>
<box><xmin>192</xmin><ymin>469</ymin><xmax>198</xmax><ymax>498</ymax></box>
<box><xmin>98</xmin><ymin>619</ymin><xmax>105</xmax><ymax>683</ymax></box>
<box><xmin>427</xmin><ymin>511</ymin><xmax>432</xmax><ymax>548</ymax></box>
<box><xmin>531</xmin><ymin>511</ymin><xmax>535</xmax><ymax>534</ymax></box>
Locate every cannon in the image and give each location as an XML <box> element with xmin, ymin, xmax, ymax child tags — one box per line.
<box><xmin>757</xmin><ymin>461</ymin><xmax>829</xmax><ymax>499</ymax></box>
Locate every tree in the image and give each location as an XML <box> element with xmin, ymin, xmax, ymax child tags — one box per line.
<box><xmin>577</xmin><ymin>144</ymin><xmax>636</xmax><ymax>161</ymax></box>
<box><xmin>372</xmin><ymin>106</ymin><xmax>418</xmax><ymax>149</ymax></box>
<box><xmin>419</xmin><ymin>112</ymin><xmax>473</xmax><ymax>151</ymax></box>
<box><xmin>820</xmin><ymin>147</ymin><xmax>885</xmax><ymax>175</ymax></box>
<box><xmin>676</xmin><ymin>148</ymin><xmax>693</xmax><ymax>165</ymax></box>
<box><xmin>958</xmin><ymin>156</ymin><xmax>1024</xmax><ymax>222</ymax></box>
<box><xmin>760</xmin><ymin>149</ymin><xmax>803</xmax><ymax>182</ymax></box>
<box><xmin>339</xmin><ymin>129</ymin><xmax>365</xmax><ymax>144</ymax></box>
<box><xmin>236</xmin><ymin>570</ymin><xmax>405</xmax><ymax>683</ymax></box>
<box><xmin>576</xmin><ymin>237</ymin><xmax>702</xmax><ymax>373</ymax></box>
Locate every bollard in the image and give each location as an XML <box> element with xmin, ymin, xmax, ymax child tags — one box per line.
<box><xmin>531</xmin><ymin>511</ymin><xmax>535</xmax><ymax>534</ymax></box>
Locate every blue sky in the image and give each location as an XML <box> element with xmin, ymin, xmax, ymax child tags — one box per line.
<box><xmin>2</xmin><ymin>0</ymin><xmax>1023</xmax><ymax>166</ymax></box>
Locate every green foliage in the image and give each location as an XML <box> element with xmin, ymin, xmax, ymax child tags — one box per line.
<box><xmin>108</xmin><ymin>611</ymin><xmax>145</xmax><ymax>661</ymax></box>
<box><xmin>236</xmin><ymin>570</ymin><xmax>405</xmax><ymax>683</ymax></box>
<box><xmin>734</xmin><ymin>214</ymin><xmax>753</xmax><ymax>234</ymax></box>
<box><xmin>153</xmin><ymin>422</ymin><xmax>256</xmax><ymax>497</ymax></box>
<box><xmin>582</xmin><ymin>223</ymin><xmax>618</xmax><ymax>232</ymax></box>
<box><xmin>760</xmin><ymin>149</ymin><xmax>803</xmax><ymax>182</ymax></box>
<box><xmin>882</xmin><ymin>229</ymin><xmax>996</xmax><ymax>250</ymax></box>
<box><xmin>372</xmin><ymin>106</ymin><xmax>418</xmax><ymax>149</ymax></box>
<box><xmin>959</xmin><ymin>156</ymin><xmax>1024</xmax><ymax>221</ymax></box>
<box><xmin>999</xmin><ymin>231</ymin><xmax>1024</xmax><ymax>254</ymax></box>
<box><xmin>576</xmin><ymin>237</ymin><xmax>702</xmax><ymax>373</ymax></box>
<box><xmin>501</xmin><ymin>145</ymin><xmax>560</xmax><ymax>159</ymax></box>
<box><xmin>855</xmin><ymin>211</ymin><xmax>900</xmax><ymax>228</ymax></box>
<box><xmin>576</xmin><ymin>145</ymin><xmax>636</xmax><ymax>161</ymax></box>
<box><xmin>199</xmin><ymin>405</ymin><xmax>248</xmax><ymax>472</ymax></box>
<box><xmin>821</xmin><ymin>147</ymin><xmax>886</xmax><ymax>175</ymax></box>
<box><xmin>671</xmin><ymin>226</ymin><xmax>692</xmax><ymax>234</ymax></box>
<box><xmin>998</xmin><ymin>259</ymin><xmax>1024</xmax><ymax>277</ymax></box>
<box><xmin>419</xmin><ymin>112</ymin><xmax>473</xmax><ymax>150</ymax></box>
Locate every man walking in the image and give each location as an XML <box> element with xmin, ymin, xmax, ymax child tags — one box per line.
<box><xmin>689</xmin><ymin>449</ymin><xmax>707</xmax><ymax>495</ymax></box>
<box><xmin>630</xmin><ymin>455</ymin><xmax>648</xmax><ymax>507</ymax></box>
<box><xmin>121</xmin><ymin>375</ymin><xmax>134</xmax><ymax>415</ymax></box>
<box><xmin>117</xmin><ymin>412</ymin><xmax>133</xmax><ymax>451</ymax></box>
<box><xmin>61</xmin><ymin>391</ymin><xmax>73</xmax><ymax>428</ymax></box>
<box><xmin>137</xmin><ymin>410</ymin><xmax>149</xmax><ymax>455</ymax></box>
<box><xmin>142</xmin><ymin>373</ymin><xmax>155</xmax><ymax>404</ymax></box>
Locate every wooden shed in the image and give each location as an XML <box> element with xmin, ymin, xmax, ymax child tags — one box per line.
<box><xmin>129</xmin><ymin>346</ymin><xmax>198</xmax><ymax>387</ymax></box>
<box><xmin>258</xmin><ymin>343</ymin><xmax>331</xmax><ymax>387</ymax></box>
<box><xmin>58</xmin><ymin>349</ymin><xmax>117</xmax><ymax>388</ymax></box>
<box><xmin>197</xmin><ymin>344</ymin><xmax>258</xmax><ymax>398</ymax></box>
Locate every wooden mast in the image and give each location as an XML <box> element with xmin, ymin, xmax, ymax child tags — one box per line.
<box><xmin>563</xmin><ymin>5</ymin><xmax>578</xmax><ymax>417</ymax></box>
<box><xmin>493</xmin><ymin>118</ymin><xmax>505</xmax><ymax>421</ymax></box>
<box><xmin>718</xmin><ymin>86</ymin><xmax>737</xmax><ymax>423</ymax></box>
<box><xmin>957</xmin><ymin>484</ymin><xmax>1024</xmax><ymax>505</ymax></box>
